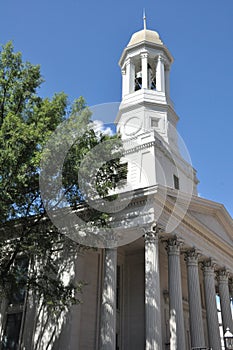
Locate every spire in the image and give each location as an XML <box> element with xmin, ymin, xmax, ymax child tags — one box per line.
<box><xmin>143</xmin><ymin>9</ymin><xmax>147</xmax><ymax>30</ymax></box>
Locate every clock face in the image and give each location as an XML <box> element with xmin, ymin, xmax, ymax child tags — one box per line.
<box><xmin>124</xmin><ymin>116</ymin><xmax>143</xmax><ymax>136</ymax></box>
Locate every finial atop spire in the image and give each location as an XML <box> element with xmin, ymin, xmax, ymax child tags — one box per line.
<box><xmin>143</xmin><ymin>9</ymin><xmax>147</xmax><ymax>30</ymax></box>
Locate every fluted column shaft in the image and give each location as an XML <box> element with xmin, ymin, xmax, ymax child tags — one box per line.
<box><xmin>185</xmin><ymin>249</ymin><xmax>205</xmax><ymax>348</ymax></box>
<box><xmin>167</xmin><ymin>238</ymin><xmax>186</xmax><ymax>350</ymax></box>
<box><xmin>100</xmin><ymin>248</ymin><xmax>117</xmax><ymax>350</ymax></box>
<box><xmin>145</xmin><ymin>229</ymin><xmax>162</xmax><ymax>350</ymax></box>
<box><xmin>218</xmin><ymin>269</ymin><xmax>233</xmax><ymax>334</ymax></box>
<box><xmin>229</xmin><ymin>279</ymin><xmax>233</xmax><ymax>300</ymax></box>
<box><xmin>202</xmin><ymin>260</ymin><xmax>221</xmax><ymax>350</ymax></box>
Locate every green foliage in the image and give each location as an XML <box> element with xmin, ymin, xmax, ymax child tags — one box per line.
<box><xmin>0</xmin><ymin>42</ymin><xmax>68</xmax><ymax>223</ymax></box>
<box><xmin>0</xmin><ymin>42</ymin><xmax>125</xmax><ymax>310</ymax></box>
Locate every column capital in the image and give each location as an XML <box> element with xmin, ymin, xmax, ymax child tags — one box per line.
<box><xmin>143</xmin><ymin>223</ymin><xmax>161</xmax><ymax>243</ymax></box>
<box><xmin>144</xmin><ymin>231</ymin><xmax>158</xmax><ymax>243</ymax></box>
<box><xmin>202</xmin><ymin>258</ymin><xmax>217</xmax><ymax>274</ymax></box>
<box><xmin>218</xmin><ymin>268</ymin><xmax>230</xmax><ymax>284</ymax></box>
<box><xmin>140</xmin><ymin>51</ymin><xmax>149</xmax><ymax>59</ymax></box>
<box><xmin>166</xmin><ymin>236</ymin><xmax>183</xmax><ymax>255</ymax></box>
<box><xmin>157</xmin><ymin>54</ymin><xmax>165</xmax><ymax>63</ymax></box>
<box><xmin>125</xmin><ymin>57</ymin><xmax>132</xmax><ymax>66</ymax></box>
<box><xmin>184</xmin><ymin>248</ymin><xmax>200</xmax><ymax>266</ymax></box>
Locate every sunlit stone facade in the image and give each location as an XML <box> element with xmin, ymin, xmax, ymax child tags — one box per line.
<box><xmin>1</xmin><ymin>20</ymin><xmax>233</xmax><ymax>350</ymax></box>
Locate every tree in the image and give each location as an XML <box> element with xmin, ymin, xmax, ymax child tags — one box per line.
<box><xmin>0</xmin><ymin>42</ymin><xmax>123</xmax><ymax>312</ymax></box>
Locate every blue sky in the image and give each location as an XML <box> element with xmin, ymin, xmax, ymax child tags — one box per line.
<box><xmin>1</xmin><ymin>0</ymin><xmax>233</xmax><ymax>216</ymax></box>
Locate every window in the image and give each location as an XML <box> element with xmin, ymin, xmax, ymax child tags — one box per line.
<box><xmin>8</xmin><ymin>258</ymin><xmax>29</xmax><ymax>305</ymax></box>
<box><xmin>1</xmin><ymin>257</ymin><xmax>29</xmax><ymax>350</ymax></box>
<box><xmin>151</xmin><ymin>118</ymin><xmax>159</xmax><ymax>128</ymax></box>
<box><xmin>118</xmin><ymin>163</ymin><xmax>127</xmax><ymax>181</ymax></box>
<box><xmin>173</xmin><ymin>175</ymin><xmax>180</xmax><ymax>190</ymax></box>
<box><xmin>1</xmin><ymin>312</ymin><xmax>23</xmax><ymax>350</ymax></box>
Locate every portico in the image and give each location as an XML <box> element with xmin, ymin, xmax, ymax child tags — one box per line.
<box><xmin>99</xmin><ymin>189</ymin><xmax>233</xmax><ymax>349</ymax></box>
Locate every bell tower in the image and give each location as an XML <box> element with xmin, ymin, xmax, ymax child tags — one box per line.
<box><xmin>115</xmin><ymin>16</ymin><xmax>198</xmax><ymax>194</ymax></box>
<box><xmin>116</xmin><ymin>15</ymin><xmax>178</xmax><ymax>149</ymax></box>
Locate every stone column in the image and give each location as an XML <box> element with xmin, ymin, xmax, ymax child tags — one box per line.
<box><xmin>218</xmin><ymin>269</ymin><xmax>233</xmax><ymax>334</ymax></box>
<box><xmin>100</xmin><ymin>248</ymin><xmax>117</xmax><ymax>350</ymax></box>
<box><xmin>125</xmin><ymin>58</ymin><xmax>135</xmax><ymax>94</ymax></box>
<box><xmin>184</xmin><ymin>249</ymin><xmax>205</xmax><ymax>348</ymax></box>
<box><xmin>121</xmin><ymin>68</ymin><xmax>126</xmax><ymax>98</ymax></box>
<box><xmin>166</xmin><ymin>238</ymin><xmax>186</xmax><ymax>350</ymax></box>
<box><xmin>229</xmin><ymin>278</ymin><xmax>233</xmax><ymax>299</ymax></box>
<box><xmin>156</xmin><ymin>55</ymin><xmax>165</xmax><ymax>92</ymax></box>
<box><xmin>165</xmin><ymin>67</ymin><xmax>170</xmax><ymax>97</ymax></box>
<box><xmin>144</xmin><ymin>227</ymin><xmax>162</xmax><ymax>350</ymax></box>
<box><xmin>229</xmin><ymin>279</ymin><xmax>233</xmax><ymax>317</ymax></box>
<box><xmin>141</xmin><ymin>52</ymin><xmax>148</xmax><ymax>89</ymax></box>
<box><xmin>202</xmin><ymin>259</ymin><xmax>221</xmax><ymax>350</ymax></box>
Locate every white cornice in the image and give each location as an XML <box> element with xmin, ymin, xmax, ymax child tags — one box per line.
<box><xmin>119</xmin><ymin>41</ymin><xmax>174</xmax><ymax>67</ymax></box>
<box><xmin>115</xmin><ymin>98</ymin><xmax>179</xmax><ymax>124</ymax></box>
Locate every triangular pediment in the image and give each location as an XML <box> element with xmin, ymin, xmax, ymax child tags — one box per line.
<box><xmin>187</xmin><ymin>196</ymin><xmax>233</xmax><ymax>246</ymax></box>
<box><xmin>189</xmin><ymin>210</ymin><xmax>233</xmax><ymax>245</ymax></box>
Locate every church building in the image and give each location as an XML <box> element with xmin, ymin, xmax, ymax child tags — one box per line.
<box><xmin>1</xmin><ymin>17</ymin><xmax>233</xmax><ymax>350</ymax></box>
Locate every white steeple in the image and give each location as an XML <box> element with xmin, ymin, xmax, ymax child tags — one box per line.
<box><xmin>115</xmin><ymin>18</ymin><xmax>199</xmax><ymax>195</ymax></box>
<box><xmin>115</xmin><ymin>18</ymin><xmax>179</xmax><ymax>149</ymax></box>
